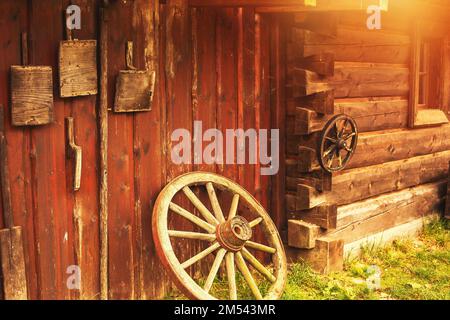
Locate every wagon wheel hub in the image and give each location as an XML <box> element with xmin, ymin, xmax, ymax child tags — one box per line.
<box><xmin>216</xmin><ymin>216</ymin><xmax>253</xmax><ymax>252</ymax></box>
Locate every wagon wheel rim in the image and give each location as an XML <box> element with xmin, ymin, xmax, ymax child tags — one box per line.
<box><xmin>152</xmin><ymin>172</ymin><xmax>287</xmax><ymax>300</ymax></box>
<box><xmin>318</xmin><ymin>114</ymin><xmax>358</xmax><ymax>173</ymax></box>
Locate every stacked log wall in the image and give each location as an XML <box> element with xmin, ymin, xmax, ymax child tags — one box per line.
<box><xmin>285</xmin><ymin>12</ymin><xmax>450</xmax><ymax>271</ymax></box>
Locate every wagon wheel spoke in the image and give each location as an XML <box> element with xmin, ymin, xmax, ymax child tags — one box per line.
<box><xmin>337</xmin><ymin>152</ymin><xmax>343</xmax><ymax>168</ymax></box>
<box><xmin>344</xmin><ymin>145</ymin><xmax>353</xmax><ymax>153</ymax></box>
<box><xmin>204</xmin><ymin>248</ymin><xmax>227</xmax><ymax>293</ymax></box>
<box><xmin>246</xmin><ymin>241</ymin><xmax>277</xmax><ymax>254</ymax></box>
<box><xmin>228</xmin><ymin>194</ymin><xmax>240</xmax><ymax>220</ymax></box>
<box><xmin>206</xmin><ymin>182</ymin><xmax>226</xmax><ymax>223</ymax></box>
<box><xmin>333</xmin><ymin>123</ymin><xmax>339</xmax><ymax>138</ymax></box>
<box><xmin>242</xmin><ymin>247</ymin><xmax>276</xmax><ymax>283</ymax></box>
<box><xmin>183</xmin><ymin>186</ymin><xmax>219</xmax><ymax>226</ymax></box>
<box><xmin>181</xmin><ymin>242</ymin><xmax>221</xmax><ymax>269</ymax></box>
<box><xmin>327</xmin><ymin>152</ymin><xmax>335</xmax><ymax>168</ymax></box>
<box><xmin>235</xmin><ymin>251</ymin><xmax>263</xmax><ymax>300</ymax></box>
<box><xmin>249</xmin><ymin>217</ymin><xmax>263</xmax><ymax>228</ymax></box>
<box><xmin>343</xmin><ymin>132</ymin><xmax>356</xmax><ymax>141</ymax></box>
<box><xmin>168</xmin><ymin>230</ymin><xmax>216</xmax><ymax>242</ymax></box>
<box><xmin>325</xmin><ymin>136</ymin><xmax>338</xmax><ymax>143</ymax></box>
<box><xmin>169</xmin><ymin>202</ymin><xmax>216</xmax><ymax>234</ymax></box>
<box><xmin>323</xmin><ymin>144</ymin><xmax>336</xmax><ymax>159</ymax></box>
<box><xmin>339</xmin><ymin>119</ymin><xmax>349</xmax><ymax>138</ymax></box>
<box><xmin>225</xmin><ymin>252</ymin><xmax>237</xmax><ymax>300</ymax></box>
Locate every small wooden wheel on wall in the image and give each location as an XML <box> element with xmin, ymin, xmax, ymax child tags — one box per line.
<box><xmin>152</xmin><ymin>172</ymin><xmax>287</xmax><ymax>300</ymax></box>
<box><xmin>318</xmin><ymin>114</ymin><xmax>358</xmax><ymax>173</ymax></box>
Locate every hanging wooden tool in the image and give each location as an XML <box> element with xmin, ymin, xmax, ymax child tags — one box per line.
<box><xmin>114</xmin><ymin>41</ymin><xmax>156</xmax><ymax>112</ymax></box>
<box><xmin>59</xmin><ymin>9</ymin><xmax>98</xmax><ymax>98</ymax></box>
<box><xmin>0</xmin><ymin>106</ymin><xmax>28</xmax><ymax>300</ymax></box>
<box><xmin>66</xmin><ymin>117</ymin><xmax>82</xmax><ymax>191</ymax></box>
<box><xmin>11</xmin><ymin>32</ymin><xmax>54</xmax><ymax>126</ymax></box>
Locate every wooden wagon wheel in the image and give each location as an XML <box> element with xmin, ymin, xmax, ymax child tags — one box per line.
<box><xmin>152</xmin><ymin>172</ymin><xmax>287</xmax><ymax>300</ymax></box>
<box><xmin>318</xmin><ymin>114</ymin><xmax>358</xmax><ymax>173</ymax></box>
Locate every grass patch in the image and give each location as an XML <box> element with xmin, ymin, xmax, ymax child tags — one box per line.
<box><xmin>166</xmin><ymin>218</ymin><xmax>450</xmax><ymax>300</ymax></box>
<box><xmin>284</xmin><ymin>218</ymin><xmax>450</xmax><ymax>300</ymax></box>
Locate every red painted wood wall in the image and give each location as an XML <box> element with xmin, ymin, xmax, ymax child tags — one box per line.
<box><xmin>0</xmin><ymin>0</ymin><xmax>286</xmax><ymax>299</ymax></box>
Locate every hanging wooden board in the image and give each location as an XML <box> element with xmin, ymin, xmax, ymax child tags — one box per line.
<box><xmin>114</xmin><ymin>70</ymin><xmax>155</xmax><ymax>112</ymax></box>
<box><xmin>59</xmin><ymin>40</ymin><xmax>98</xmax><ymax>98</ymax></box>
<box><xmin>114</xmin><ymin>41</ymin><xmax>155</xmax><ymax>112</ymax></box>
<box><xmin>11</xmin><ymin>66</ymin><xmax>54</xmax><ymax>126</ymax></box>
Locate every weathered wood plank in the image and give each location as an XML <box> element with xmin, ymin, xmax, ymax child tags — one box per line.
<box><xmin>0</xmin><ymin>0</ymin><xmax>37</xmax><ymax>299</ymax></box>
<box><xmin>288</xmin><ymin>204</ymin><xmax>337</xmax><ymax>230</ymax></box>
<box><xmin>107</xmin><ymin>0</ymin><xmax>136</xmax><ymax>300</ymax></box>
<box><xmin>287</xmin><ymin>150</ymin><xmax>450</xmax><ymax>210</ymax></box>
<box><xmin>288</xmin><ymin>125</ymin><xmax>450</xmax><ymax>172</ymax></box>
<box><xmin>11</xmin><ymin>66</ymin><xmax>54</xmax><ymax>126</ymax></box>
<box><xmin>287</xmin><ymin>237</ymin><xmax>343</xmax><ymax>274</ymax></box>
<box><xmin>269</xmin><ymin>15</ymin><xmax>287</xmax><ymax>231</ymax></box>
<box><xmin>287</xmin><ymin>98</ymin><xmax>408</xmax><ymax>135</ymax></box>
<box><xmin>65</xmin><ymin>0</ymin><xmax>101</xmax><ymax>300</ymax></box>
<box><xmin>289</xmin><ymin>27</ymin><xmax>410</xmax><ymax>64</ymax></box>
<box><xmin>288</xmin><ymin>220</ymin><xmax>320</xmax><ymax>249</ymax></box>
<box><xmin>133</xmin><ymin>0</ymin><xmax>166</xmax><ymax>299</ymax></box>
<box><xmin>289</xmin><ymin>62</ymin><xmax>409</xmax><ymax>99</ymax></box>
<box><xmin>332</xmin><ymin>181</ymin><xmax>447</xmax><ymax>242</ymax></box>
<box><xmin>30</xmin><ymin>0</ymin><xmax>72</xmax><ymax>299</ymax></box>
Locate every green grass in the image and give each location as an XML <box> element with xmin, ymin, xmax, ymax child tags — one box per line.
<box><xmin>283</xmin><ymin>218</ymin><xmax>450</xmax><ymax>300</ymax></box>
<box><xmin>166</xmin><ymin>218</ymin><xmax>450</xmax><ymax>300</ymax></box>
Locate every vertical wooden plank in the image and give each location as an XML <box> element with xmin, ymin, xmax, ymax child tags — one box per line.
<box><xmin>270</xmin><ymin>15</ymin><xmax>287</xmax><ymax>231</ymax></box>
<box><xmin>0</xmin><ymin>0</ymin><xmax>38</xmax><ymax>299</ymax></box>
<box><xmin>216</xmin><ymin>8</ymin><xmax>238</xmax><ymax>181</ymax></box>
<box><xmin>66</xmin><ymin>0</ymin><xmax>100</xmax><ymax>300</ymax></box>
<box><xmin>191</xmin><ymin>7</ymin><xmax>218</xmax><ymax>274</ymax></box>
<box><xmin>259</xmin><ymin>14</ymin><xmax>272</xmax><ymax>213</ymax></box>
<box><xmin>242</xmin><ymin>8</ymin><xmax>256</xmax><ymax>195</ymax></box>
<box><xmin>29</xmin><ymin>0</ymin><xmax>71</xmax><ymax>299</ymax></box>
<box><xmin>107</xmin><ymin>0</ymin><xmax>135</xmax><ymax>300</ymax></box>
<box><xmin>165</xmin><ymin>0</ymin><xmax>194</xmax><ymax>274</ymax></box>
<box><xmin>133</xmin><ymin>0</ymin><xmax>169</xmax><ymax>300</ymax></box>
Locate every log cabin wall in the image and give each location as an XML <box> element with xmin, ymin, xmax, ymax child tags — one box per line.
<box><xmin>0</xmin><ymin>0</ymin><xmax>287</xmax><ymax>299</ymax></box>
<box><xmin>285</xmin><ymin>9</ymin><xmax>450</xmax><ymax>271</ymax></box>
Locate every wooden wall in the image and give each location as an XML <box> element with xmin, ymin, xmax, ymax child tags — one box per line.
<box><xmin>285</xmin><ymin>9</ymin><xmax>450</xmax><ymax>264</ymax></box>
<box><xmin>0</xmin><ymin>0</ymin><xmax>286</xmax><ymax>299</ymax></box>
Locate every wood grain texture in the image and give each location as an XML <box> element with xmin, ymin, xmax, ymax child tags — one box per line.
<box><xmin>0</xmin><ymin>227</ymin><xmax>28</xmax><ymax>300</ymax></box>
<box><xmin>331</xmin><ymin>181</ymin><xmax>447</xmax><ymax>243</ymax></box>
<box><xmin>287</xmin><ymin>150</ymin><xmax>450</xmax><ymax>210</ymax></box>
<box><xmin>114</xmin><ymin>70</ymin><xmax>154</xmax><ymax>112</ymax></box>
<box><xmin>11</xmin><ymin>66</ymin><xmax>54</xmax><ymax>126</ymax></box>
<box><xmin>59</xmin><ymin>40</ymin><xmax>98</xmax><ymax>98</ymax></box>
<box><xmin>287</xmin><ymin>98</ymin><xmax>408</xmax><ymax>135</ymax></box>
<box><xmin>289</xmin><ymin>27</ymin><xmax>410</xmax><ymax>64</ymax></box>
<box><xmin>289</xmin><ymin>62</ymin><xmax>410</xmax><ymax>99</ymax></box>
<box><xmin>288</xmin><ymin>219</ymin><xmax>320</xmax><ymax>249</ymax></box>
